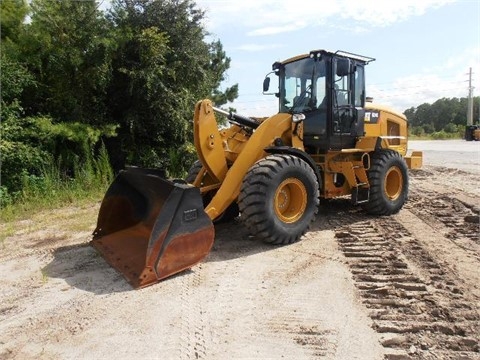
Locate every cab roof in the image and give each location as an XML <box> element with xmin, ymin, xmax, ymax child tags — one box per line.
<box><xmin>277</xmin><ymin>50</ymin><xmax>375</xmax><ymax>67</ymax></box>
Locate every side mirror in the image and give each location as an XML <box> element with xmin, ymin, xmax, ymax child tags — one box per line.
<box><xmin>336</xmin><ymin>58</ymin><xmax>351</xmax><ymax>77</ymax></box>
<box><xmin>263</xmin><ymin>77</ymin><xmax>271</xmax><ymax>92</ymax></box>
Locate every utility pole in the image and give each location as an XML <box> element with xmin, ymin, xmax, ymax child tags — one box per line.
<box><xmin>467</xmin><ymin>67</ymin><xmax>474</xmax><ymax>126</ymax></box>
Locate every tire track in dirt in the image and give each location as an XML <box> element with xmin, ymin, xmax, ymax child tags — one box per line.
<box><xmin>201</xmin><ymin>222</ymin><xmax>334</xmax><ymax>359</ymax></box>
<box><xmin>262</xmin><ymin>244</ymin><xmax>339</xmax><ymax>358</ymax></box>
<box><xmin>0</xmin><ymin>289</ymin><xmax>104</xmax><ymax>359</ymax></box>
<box><xmin>333</xmin><ymin>211</ymin><xmax>480</xmax><ymax>359</ymax></box>
<box><xmin>177</xmin><ymin>267</ymin><xmax>209</xmax><ymax>360</ymax></box>
<box><xmin>203</xmin><ymin>223</ymin><xmax>261</xmax><ymax>358</ymax></box>
<box><xmin>406</xmin><ymin>189</ymin><xmax>479</xmax><ymax>253</ymax></box>
<box><xmin>395</xmin><ymin>213</ymin><xmax>480</xmax><ymax>301</ymax></box>
<box><xmin>175</xmin><ymin>230</ymin><xmax>266</xmax><ymax>360</ymax></box>
<box><xmin>255</xmin><ymin>212</ymin><xmax>385</xmax><ymax>359</ymax></box>
<box><xmin>197</xmin><ymin>221</ymin><xmax>356</xmax><ymax>359</ymax></box>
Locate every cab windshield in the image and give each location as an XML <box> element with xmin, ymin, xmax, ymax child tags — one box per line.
<box><xmin>279</xmin><ymin>57</ymin><xmax>326</xmax><ymax>114</ymax></box>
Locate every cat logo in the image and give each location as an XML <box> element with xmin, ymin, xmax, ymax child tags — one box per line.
<box><xmin>365</xmin><ymin>111</ymin><xmax>380</xmax><ymax>124</ymax></box>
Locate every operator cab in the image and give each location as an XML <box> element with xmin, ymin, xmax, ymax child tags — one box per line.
<box><xmin>263</xmin><ymin>50</ymin><xmax>375</xmax><ymax>153</ymax></box>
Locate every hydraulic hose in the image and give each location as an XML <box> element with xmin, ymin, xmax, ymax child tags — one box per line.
<box><xmin>212</xmin><ymin>106</ymin><xmax>259</xmax><ymax>129</ymax></box>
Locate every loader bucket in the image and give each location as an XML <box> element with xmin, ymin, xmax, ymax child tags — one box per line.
<box><xmin>91</xmin><ymin>167</ymin><xmax>214</xmax><ymax>288</ymax></box>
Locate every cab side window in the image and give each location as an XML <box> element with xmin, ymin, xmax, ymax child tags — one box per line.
<box><xmin>354</xmin><ymin>65</ymin><xmax>365</xmax><ymax>107</ymax></box>
<box><xmin>334</xmin><ymin>63</ymin><xmax>350</xmax><ymax>107</ymax></box>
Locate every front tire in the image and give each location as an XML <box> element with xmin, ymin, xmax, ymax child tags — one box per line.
<box><xmin>362</xmin><ymin>150</ymin><xmax>408</xmax><ymax>215</ymax></box>
<box><xmin>238</xmin><ymin>154</ymin><xmax>319</xmax><ymax>245</ymax></box>
<box><xmin>185</xmin><ymin>160</ymin><xmax>204</xmax><ymax>184</ymax></box>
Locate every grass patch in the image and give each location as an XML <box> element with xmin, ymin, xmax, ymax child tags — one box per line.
<box><xmin>0</xmin><ymin>223</ymin><xmax>16</xmax><ymax>248</ymax></box>
<box><xmin>1</xmin><ymin>145</ymin><xmax>112</xmax><ymax>223</ymax></box>
<box><xmin>409</xmin><ymin>132</ymin><xmax>464</xmax><ymax>140</ymax></box>
<box><xmin>40</xmin><ymin>267</ymin><xmax>49</xmax><ymax>284</ymax></box>
<box><xmin>62</xmin><ymin>206</ymin><xmax>99</xmax><ymax>233</ymax></box>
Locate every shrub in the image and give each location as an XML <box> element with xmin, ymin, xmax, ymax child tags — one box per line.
<box><xmin>423</xmin><ymin>123</ymin><xmax>435</xmax><ymax>134</ymax></box>
<box><xmin>167</xmin><ymin>142</ymin><xmax>197</xmax><ymax>178</ymax></box>
<box><xmin>431</xmin><ymin>130</ymin><xmax>456</xmax><ymax>140</ymax></box>
<box><xmin>444</xmin><ymin>123</ymin><xmax>458</xmax><ymax>133</ymax></box>
<box><xmin>1</xmin><ymin>143</ymin><xmax>114</xmax><ymax>221</ymax></box>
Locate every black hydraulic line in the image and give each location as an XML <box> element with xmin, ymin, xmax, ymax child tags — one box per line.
<box><xmin>213</xmin><ymin>106</ymin><xmax>259</xmax><ymax>129</ymax></box>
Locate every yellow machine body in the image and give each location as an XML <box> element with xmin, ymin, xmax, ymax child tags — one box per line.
<box><xmin>191</xmin><ymin>99</ymin><xmax>422</xmax><ymax>214</ymax></box>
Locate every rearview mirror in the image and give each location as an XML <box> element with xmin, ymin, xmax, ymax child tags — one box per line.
<box><xmin>263</xmin><ymin>77</ymin><xmax>271</xmax><ymax>92</ymax></box>
<box><xmin>336</xmin><ymin>58</ymin><xmax>351</xmax><ymax>77</ymax></box>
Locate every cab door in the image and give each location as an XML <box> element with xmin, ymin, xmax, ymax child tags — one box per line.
<box><xmin>329</xmin><ymin>59</ymin><xmax>365</xmax><ymax>150</ymax></box>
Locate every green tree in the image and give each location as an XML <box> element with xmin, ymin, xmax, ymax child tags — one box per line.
<box><xmin>19</xmin><ymin>0</ymin><xmax>115</xmax><ymax>124</ymax></box>
<box><xmin>410</xmin><ymin>126</ymin><xmax>424</xmax><ymax>137</ymax></box>
<box><xmin>0</xmin><ymin>15</ymin><xmax>41</xmax><ymax>195</ymax></box>
<box><xmin>404</xmin><ymin>107</ymin><xmax>416</xmax><ymax>124</ymax></box>
<box><xmin>1</xmin><ymin>0</ymin><xmax>237</xmax><ymax>197</ymax></box>
<box><xmin>0</xmin><ymin>0</ymin><xmax>28</xmax><ymax>42</ymax></box>
<box><xmin>1</xmin><ymin>0</ymin><xmax>118</xmax><ymax>197</ymax></box>
<box><xmin>422</xmin><ymin>123</ymin><xmax>435</xmax><ymax>134</ymax></box>
<box><xmin>444</xmin><ymin>122</ymin><xmax>458</xmax><ymax>133</ymax></box>
<box><xmin>209</xmin><ymin>40</ymin><xmax>239</xmax><ymax>105</ymax></box>
<box><xmin>105</xmin><ymin>0</ymin><xmax>238</xmax><ymax>171</ymax></box>
<box><xmin>414</xmin><ymin>103</ymin><xmax>432</xmax><ymax>127</ymax></box>
<box><xmin>0</xmin><ymin>0</ymin><xmax>32</xmax><ymax>100</ymax></box>
<box><xmin>403</xmin><ymin>96</ymin><xmax>480</xmax><ymax>134</ymax></box>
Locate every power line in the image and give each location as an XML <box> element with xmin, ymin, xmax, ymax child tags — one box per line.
<box><xmin>372</xmin><ymin>86</ymin><xmax>467</xmax><ymax>98</ymax></box>
<box><xmin>371</xmin><ymin>81</ymin><xmax>466</xmax><ymax>92</ymax></box>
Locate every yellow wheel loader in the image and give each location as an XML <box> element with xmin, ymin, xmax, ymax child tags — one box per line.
<box><xmin>92</xmin><ymin>49</ymin><xmax>423</xmax><ymax>288</ymax></box>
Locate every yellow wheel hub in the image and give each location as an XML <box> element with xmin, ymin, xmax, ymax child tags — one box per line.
<box><xmin>384</xmin><ymin>166</ymin><xmax>403</xmax><ymax>200</ymax></box>
<box><xmin>274</xmin><ymin>178</ymin><xmax>307</xmax><ymax>223</ymax></box>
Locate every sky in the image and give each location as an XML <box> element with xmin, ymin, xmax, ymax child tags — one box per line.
<box><xmin>193</xmin><ymin>0</ymin><xmax>480</xmax><ymax>116</ymax></box>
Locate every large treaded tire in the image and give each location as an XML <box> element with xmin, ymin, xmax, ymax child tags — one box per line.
<box><xmin>185</xmin><ymin>161</ymin><xmax>239</xmax><ymax>223</ymax></box>
<box><xmin>185</xmin><ymin>160</ymin><xmax>204</xmax><ymax>184</ymax></box>
<box><xmin>238</xmin><ymin>154</ymin><xmax>319</xmax><ymax>245</ymax></box>
<box><xmin>362</xmin><ymin>149</ymin><xmax>409</xmax><ymax>215</ymax></box>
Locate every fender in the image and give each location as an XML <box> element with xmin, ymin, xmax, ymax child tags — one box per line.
<box><xmin>264</xmin><ymin>146</ymin><xmax>323</xmax><ymax>191</ymax></box>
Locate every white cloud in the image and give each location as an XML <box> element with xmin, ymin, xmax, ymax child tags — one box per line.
<box><xmin>369</xmin><ymin>46</ymin><xmax>480</xmax><ymax>111</ymax></box>
<box><xmin>247</xmin><ymin>23</ymin><xmax>307</xmax><ymax>37</ymax></box>
<box><xmin>428</xmin><ymin>47</ymin><xmax>480</xmax><ymax>73</ymax></box>
<box><xmin>231</xmin><ymin>98</ymin><xmax>279</xmax><ymax>118</ymax></box>
<box><xmin>197</xmin><ymin>0</ymin><xmax>456</xmax><ymax>35</ymax></box>
<box><xmin>232</xmin><ymin>43</ymin><xmax>284</xmax><ymax>52</ymax></box>
<box><xmin>336</xmin><ymin>0</ymin><xmax>455</xmax><ymax>27</ymax></box>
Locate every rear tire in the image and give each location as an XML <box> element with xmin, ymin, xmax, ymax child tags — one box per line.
<box><xmin>362</xmin><ymin>150</ymin><xmax>408</xmax><ymax>215</ymax></box>
<box><xmin>238</xmin><ymin>154</ymin><xmax>319</xmax><ymax>245</ymax></box>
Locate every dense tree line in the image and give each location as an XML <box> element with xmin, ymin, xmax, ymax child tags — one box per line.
<box><xmin>1</xmin><ymin>0</ymin><xmax>238</xmax><ymax>198</ymax></box>
<box><xmin>404</xmin><ymin>97</ymin><xmax>480</xmax><ymax>137</ymax></box>
<box><xmin>2</xmin><ymin>0</ymin><xmax>476</xmax><ymax>203</ymax></box>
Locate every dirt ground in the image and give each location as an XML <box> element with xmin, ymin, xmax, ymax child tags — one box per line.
<box><xmin>1</xmin><ymin>140</ymin><xmax>479</xmax><ymax>360</ymax></box>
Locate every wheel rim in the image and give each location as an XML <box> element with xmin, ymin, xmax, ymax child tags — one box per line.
<box><xmin>274</xmin><ymin>178</ymin><xmax>307</xmax><ymax>223</ymax></box>
<box><xmin>384</xmin><ymin>166</ymin><xmax>403</xmax><ymax>200</ymax></box>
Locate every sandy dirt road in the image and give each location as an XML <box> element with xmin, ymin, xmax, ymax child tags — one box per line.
<box><xmin>1</xmin><ymin>140</ymin><xmax>479</xmax><ymax>359</ymax></box>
